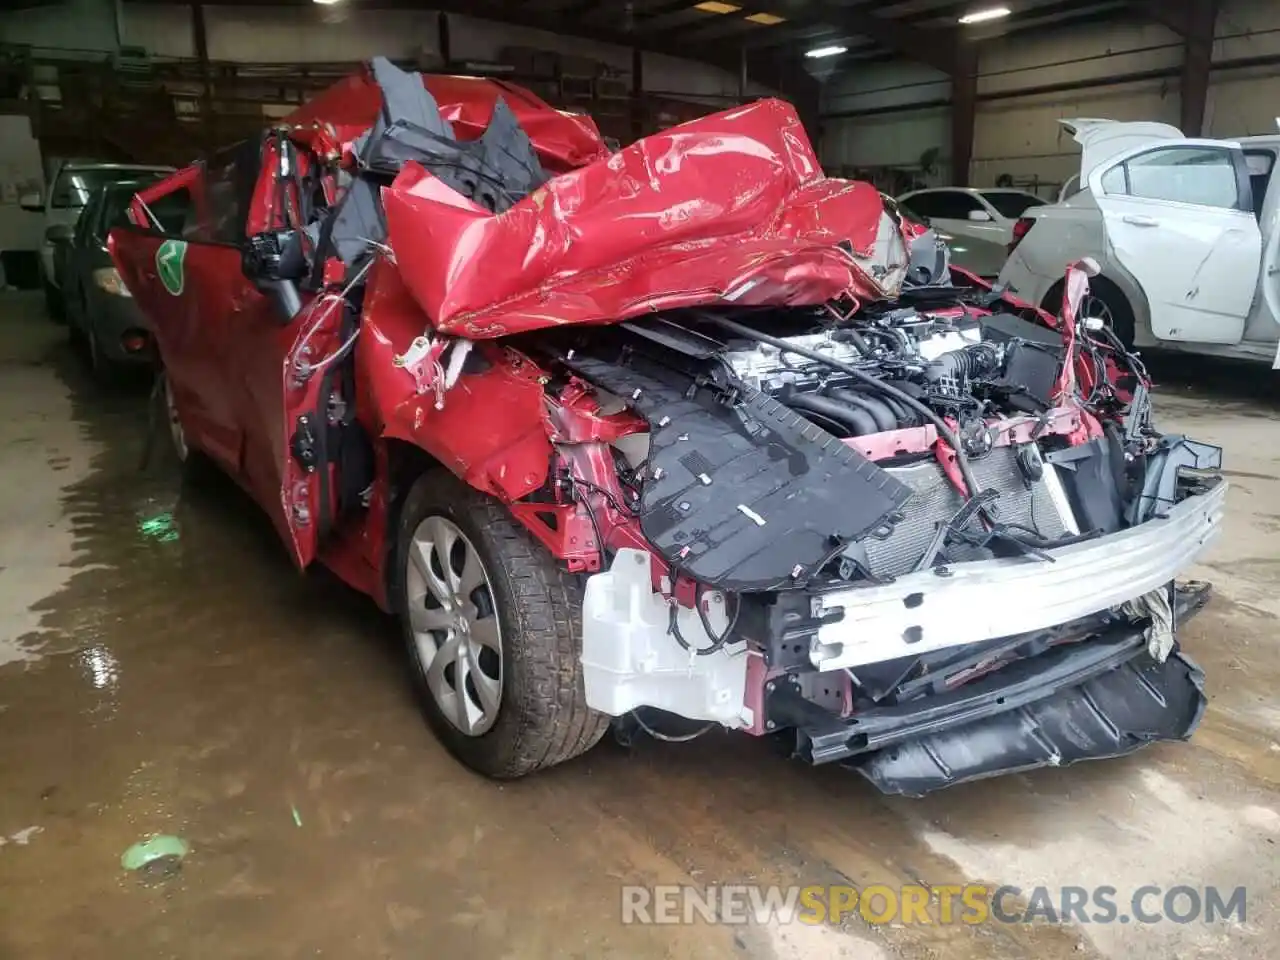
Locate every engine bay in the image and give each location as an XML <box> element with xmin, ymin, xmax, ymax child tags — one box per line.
<box><xmin>526</xmin><ymin>271</ymin><xmax>1163</xmax><ymax>599</ymax></box>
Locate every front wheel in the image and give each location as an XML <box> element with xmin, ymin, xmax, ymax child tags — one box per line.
<box><xmin>391</xmin><ymin>470</ymin><xmax>608</xmax><ymax>779</ymax></box>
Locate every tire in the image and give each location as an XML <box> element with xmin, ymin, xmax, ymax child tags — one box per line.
<box><xmin>158</xmin><ymin>371</ymin><xmax>215</xmax><ymax>479</ymax></box>
<box><xmin>83</xmin><ymin>322</ymin><xmax>117</xmax><ymax>386</ymax></box>
<box><xmin>1042</xmin><ymin>276</ymin><xmax>1136</xmax><ymax>350</ymax></box>
<box><xmin>44</xmin><ymin>280</ymin><xmax>66</xmax><ymax>323</ymax></box>
<box><xmin>391</xmin><ymin>469</ymin><xmax>608</xmax><ymax>779</ymax></box>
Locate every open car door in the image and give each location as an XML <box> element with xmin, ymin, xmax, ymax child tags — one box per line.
<box><xmin>228</xmin><ymin>133</ymin><xmax>352</xmax><ymax>571</ymax></box>
<box><xmin>1087</xmin><ymin>138</ymin><xmax>1262</xmax><ymax>344</ymax></box>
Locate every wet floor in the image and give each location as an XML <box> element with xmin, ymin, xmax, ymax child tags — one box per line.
<box><xmin>0</xmin><ymin>291</ymin><xmax>1278</xmax><ymax>959</ymax></box>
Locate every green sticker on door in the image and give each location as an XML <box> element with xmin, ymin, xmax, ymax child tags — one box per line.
<box><xmin>156</xmin><ymin>239</ymin><xmax>187</xmax><ymax>296</ymax></box>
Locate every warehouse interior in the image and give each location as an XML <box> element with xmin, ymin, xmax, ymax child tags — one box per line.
<box><xmin>1</xmin><ymin>2</ymin><xmax>1279</xmax><ymax>959</ymax></box>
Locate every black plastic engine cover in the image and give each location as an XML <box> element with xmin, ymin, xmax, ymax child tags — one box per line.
<box><xmin>563</xmin><ymin>355</ymin><xmax>912</xmax><ymax>592</ymax></box>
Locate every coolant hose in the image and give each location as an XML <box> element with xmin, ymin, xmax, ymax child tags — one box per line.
<box><xmin>826</xmin><ymin>388</ymin><xmax>897</xmax><ymax>432</ymax></box>
<box><xmin>830</xmin><ymin>327</ymin><xmax>873</xmax><ymax>355</ymax></box>
<box><xmin>704</xmin><ymin>313</ymin><xmax>985</xmax><ymax>500</ymax></box>
<box><xmin>784</xmin><ymin>392</ymin><xmax>878</xmax><ymax>437</ymax></box>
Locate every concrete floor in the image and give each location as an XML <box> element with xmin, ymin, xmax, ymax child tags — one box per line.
<box><xmin>0</xmin><ymin>290</ymin><xmax>1277</xmax><ymax>960</ymax></box>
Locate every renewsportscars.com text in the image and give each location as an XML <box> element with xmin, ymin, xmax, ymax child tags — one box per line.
<box><xmin>621</xmin><ymin>884</ymin><xmax>1247</xmax><ymax>926</ymax></box>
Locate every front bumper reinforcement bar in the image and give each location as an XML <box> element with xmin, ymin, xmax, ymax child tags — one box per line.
<box><xmin>776</xmin><ymin>583</ymin><xmax>1211</xmax><ymax>796</ymax></box>
<box><xmin>808</xmin><ymin>481</ymin><xmax>1226</xmax><ymax>671</ymax></box>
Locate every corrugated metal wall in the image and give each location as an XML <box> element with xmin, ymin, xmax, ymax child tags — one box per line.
<box><xmin>0</xmin><ymin>1</ymin><xmax>759</xmax><ymax>100</ymax></box>
<box><xmin>821</xmin><ymin>0</ymin><xmax>1280</xmax><ymax>194</ymax></box>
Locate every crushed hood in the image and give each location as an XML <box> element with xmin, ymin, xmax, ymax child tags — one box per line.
<box><xmin>382</xmin><ymin>98</ymin><xmax>908</xmax><ymax>338</ymax></box>
<box><xmin>284</xmin><ymin>66</ymin><xmax>608</xmax><ymax>172</ymax></box>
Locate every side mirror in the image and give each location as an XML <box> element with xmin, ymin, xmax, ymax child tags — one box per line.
<box><xmin>967</xmin><ymin>209</ymin><xmax>994</xmax><ymax>222</ymax></box>
<box><xmin>243</xmin><ymin>230</ymin><xmax>308</xmax><ymax>282</ymax></box>
<box><xmin>20</xmin><ymin>191</ymin><xmax>44</xmax><ymax>213</ymax></box>
<box><xmin>243</xmin><ymin>231</ymin><xmax>308</xmax><ymax>322</ymax></box>
<box><xmin>45</xmin><ymin>223</ymin><xmax>74</xmax><ymax>244</ymax></box>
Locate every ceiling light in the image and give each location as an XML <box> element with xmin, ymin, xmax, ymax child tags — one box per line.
<box><xmin>313</xmin><ymin>0</ymin><xmax>343</xmax><ymax>5</ymax></box>
<box><xmin>958</xmin><ymin>6</ymin><xmax>1011</xmax><ymax>24</ymax></box>
<box><xmin>745</xmin><ymin>12</ymin><xmax>786</xmax><ymax>25</ymax></box>
<box><xmin>805</xmin><ymin>45</ymin><xmax>848</xmax><ymax>59</ymax></box>
<box><xmin>694</xmin><ymin>2</ymin><xmax>741</xmax><ymax>13</ymax></box>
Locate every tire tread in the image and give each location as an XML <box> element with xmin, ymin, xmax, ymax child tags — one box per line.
<box><xmin>397</xmin><ymin>470</ymin><xmax>607</xmax><ymax>778</ymax></box>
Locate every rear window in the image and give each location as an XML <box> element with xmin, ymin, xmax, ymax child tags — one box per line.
<box><xmin>51</xmin><ymin>167</ymin><xmax>169</xmax><ymax>210</ymax></box>
<box><xmin>900</xmin><ymin>191</ymin><xmax>985</xmax><ymax>220</ymax></box>
<box><xmin>99</xmin><ymin>189</ymin><xmax>137</xmax><ymax>233</ymax></box>
<box><xmin>1101</xmin><ymin>146</ymin><xmax>1245</xmax><ymax>210</ymax></box>
<box><xmin>980</xmin><ymin>192</ymin><xmax>1046</xmax><ymax>218</ymax></box>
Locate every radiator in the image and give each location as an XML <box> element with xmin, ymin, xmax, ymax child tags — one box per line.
<box><xmin>862</xmin><ymin>447</ymin><xmax>1070</xmax><ymax>578</ymax></box>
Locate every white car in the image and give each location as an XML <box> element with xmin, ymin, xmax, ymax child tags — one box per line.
<box><xmin>896</xmin><ymin>186</ymin><xmax>1047</xmax><ymax>246</ymax></box>
<box><xmin>886</xmin><ymin>195</ymin><xmax>1010</xmax><ymax>279</ymax></box>
<box><xmin>20</xmin><ymin>160</ymin><xmax>173</xmax><ymax>320</ymax></box>
<box><xmin>1000</xmin><ymin>119</ymin><xmax>1280</xmax><ymax>365</ymax></box>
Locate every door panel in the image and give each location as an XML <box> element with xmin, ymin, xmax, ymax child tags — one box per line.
<box><xmin>218</xmin><ymin>137</ymin><xmax>343</xmax><ymax>569</ymax></box>
<box><xmin>225</xmin><ymin>286</ymin><xmax>343</xmax><ymax>569</ymax></box>
<box><xmin>1089</xmin><ymin>140</ymin><xmax>1261</xmax><ymax>344</ymax></box>
<box><xmin>901</xmin><ymin>191</ymin><xmax>1007</xmax><ymax>244</ymax></box>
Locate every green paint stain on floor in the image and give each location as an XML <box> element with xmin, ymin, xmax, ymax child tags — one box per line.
<box><xmin>121</xmin><ymin>834</ymin><xmax>189</xmax><ymax>873</ymax></box>
<box><xmin>137</xmin><ymin>512</ymin><xmax>179</xmax><ymax>542</ymax></box>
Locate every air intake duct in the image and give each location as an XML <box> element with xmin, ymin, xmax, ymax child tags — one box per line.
<box><xmin>925</xmin><ymin>343</ymin><xmax>1002</xmax><ymax>387</ymax></box>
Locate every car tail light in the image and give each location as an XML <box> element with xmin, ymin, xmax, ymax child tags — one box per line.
<box><xmin>120</xmin><ymin>329</ymin><xmax>150</xmax><ymax>354</ymax></box>
<box><xmin>1008</xmin><ymin>216</ymin><xmax>1035</xmax><ymax>254</ymax></box>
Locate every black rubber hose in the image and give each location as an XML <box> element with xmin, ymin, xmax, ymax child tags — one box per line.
<box><xmin>870</xmin><ymin>391</ymin><xmax>920</xmax><ymax>427</ymax></box>
<box><xmin>827</xmin><ymin>388</ymin><xmax>897</xmax><ymax>432</ymax></box>
<box><xmin>706</xmin><ymin>313</ymin><xmax>983</xmax><ymax>499</ymax></box>
<box><xmin>785</xmin><ymin>392</ymin><xmax>877</xmax><ymax>436</ymax></box>
<box><xmin>881</xmin><ymin>325</ymin><xmax>913</xmax><ymax>353</ymax></box>
<box><xmin>829</xmin><ymin>326</ymin><xmax>873</xmax><ymax>355</ymax></box>
<box><xmin>925</xmin><ymin>344</ymin><xmax>1001</xmax><ymax>385</ymax></box>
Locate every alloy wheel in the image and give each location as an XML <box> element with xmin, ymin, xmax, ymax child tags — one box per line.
<box><xmin>1078</xmin><ymin>295</ymin><xmax>1114</xmax><ymax>328</ymax></box>
<box><xmin>405</xmin><ymin>515</ymin><xmax>503</xmax><ymax>736</ymax></box>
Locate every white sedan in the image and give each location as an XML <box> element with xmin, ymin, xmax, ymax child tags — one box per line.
<box><xmin>999</xmin><ymin>119</ymin><xmax>1280</xmax><ymax>366</ymax></box>
<box><xmin>896</xmin><ymin>186</ymin><xmax>1047</xmax><ymax>246</ymax></box>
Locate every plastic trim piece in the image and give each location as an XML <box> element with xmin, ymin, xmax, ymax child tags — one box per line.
<box><xmin>809</xmin><ymin>480</ymin><xmax>1226</xmax><ymax>671</ymax></box>
<box><xmin>851</xmin><ymin>645</ymin><xmax>1206</xmax><ymax>796</ymax></box>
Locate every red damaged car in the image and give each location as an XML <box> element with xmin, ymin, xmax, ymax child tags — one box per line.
<box><xmin>111</xmin><ymin>58</ymin><xmax>1226</xmax><ymax>795</ymax></box>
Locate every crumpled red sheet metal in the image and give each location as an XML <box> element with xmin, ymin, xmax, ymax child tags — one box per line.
<box><xmin>381</xmin><ymin>98</ymin><xmax>896</xmax><ymax>339</ymax></box>
<box><xmin>283</xmin><ymin>67</ymin><xmax>607</xmax><ymax>172</ymax></box>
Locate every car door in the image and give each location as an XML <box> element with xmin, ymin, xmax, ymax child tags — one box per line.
<box><xmin>112</xmin><ymin>165</ymin><xmax>246</xmax><ymax>468</ymax></box>
<box><xmin>64</xmin><ymin>191</ymin><xmax>100</xmax><ymax>334</ymax></box>
<box><xmin>902</xmin><ymin>190</ymin><xmax>1005</xmax><ymax>244</ymax></box>
<box><xmin>212</xmin><ymin>135</ymin><xmax>346</xmax><ymax>569</ymax></box>
<box><xmin>1088</xmin><ymin>140</ymin><xmax>1261</xmax><ymax>344</ymax></box>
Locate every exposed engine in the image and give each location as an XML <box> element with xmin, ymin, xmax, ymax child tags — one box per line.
<box><xmin>720</xmin><ymin>306</ymin><xmax>1064</xmax><ymax>450</ymax></box>
<box><xmin>538</xmin><ymin>261</ymin><xmax>1223</xmax><ymax>797</ymax></box>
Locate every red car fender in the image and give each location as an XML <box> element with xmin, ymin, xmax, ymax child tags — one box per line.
<box><xmin>356</xmin><ymin>260</ymin><xmax>555</xmax><ymax>504</ymax></box>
